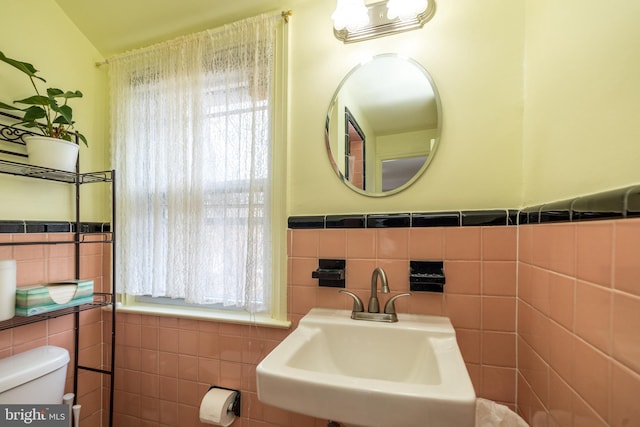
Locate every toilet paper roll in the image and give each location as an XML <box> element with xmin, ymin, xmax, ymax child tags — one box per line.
<box><xmin>199</xmin><ymin>388</ymin><xmax>237</xmax><ymax>426</ymax></box>
<box><xmin>0</xmin><ymin>260</ymin><xmax>16</xmax><ymax>321</ymax></box>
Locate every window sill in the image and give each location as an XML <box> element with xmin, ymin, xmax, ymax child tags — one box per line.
<box><xmin>112</xmin><ymin>302</ymin><xmax>292</xmax><ymax>329</ymax></box>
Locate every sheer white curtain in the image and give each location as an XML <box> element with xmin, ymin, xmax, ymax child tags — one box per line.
<box><xmin>110</xmin><ymin>13</ymin><xmax>278</xmax><ymax>312</ymax></box>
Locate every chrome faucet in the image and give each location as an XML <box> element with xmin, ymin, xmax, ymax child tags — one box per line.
<box><xmin>339</xmin><ymin>267</ymin><xmax>411</xmax><ymax>323</ymax></box>
<box><xmin>368</xmin><ymin>267</ymin><xmax>389</xmax><ymax>313</ymax></box>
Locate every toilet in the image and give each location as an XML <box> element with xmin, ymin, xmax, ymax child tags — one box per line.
<box><xmin>0</xmin><ymin>345</ymin><xmax>70</xmax><ymax>404</ymax></box>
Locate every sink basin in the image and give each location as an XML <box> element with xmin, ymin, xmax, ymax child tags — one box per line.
<box><xmin>256</xmin><ymin>308</ymin><xmax>476</xmax><ymax>427</ymax></box>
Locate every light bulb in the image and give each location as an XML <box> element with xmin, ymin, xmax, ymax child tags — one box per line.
<box><xmin>332</xmin><ymin>0</ymin><xmax>369</xmax><ymax>31</ymax></box>
<box><xmin>386</xmin><ymin>0</ymin><xmax>428</xmax><ymax>21</ymax></box>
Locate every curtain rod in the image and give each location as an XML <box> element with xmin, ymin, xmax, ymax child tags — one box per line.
<box><xmin>95</xmin><ymin>9</ymin><xmax>293</xmax><ymax>67</ymax></box>
<box><xmin>281</xmin><ymin>9</ymin><xmax>293</xmax><ymax>23</ymax></box>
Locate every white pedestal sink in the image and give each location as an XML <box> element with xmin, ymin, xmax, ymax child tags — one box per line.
<box><xmin>256</xmin><ymin>308</ymin><xmax>476</xmax><ymax>427</ymax></box>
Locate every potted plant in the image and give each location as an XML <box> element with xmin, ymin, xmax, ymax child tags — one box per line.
<box><xmin>0</xmin><ymin>50</ymin><xmax>87</xmax><ymax>172</ymax></box>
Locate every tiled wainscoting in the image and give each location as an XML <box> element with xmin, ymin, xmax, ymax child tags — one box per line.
<box><xmin>3</xmin><ymin>188</ymin><xmax>640</xmax><ymax>426</ymax></box>
<box><xmin>517</xmin><ymin>220</ymin><xmax>640</xmax><ymax>426</ymax></box>
<box><xmin>113</xmin><ymin>313</ymin><xmax>297</xmax><ymax>426</ymax></box>
<box><xmin>0</xmin><ymin>231</ymin><xmax>111</xmax><ymax>426</ymax></box>
<box><xmin>286</xmin><ymin>198</ymin><xmax>640</xmax><ymax>427</ymax></box>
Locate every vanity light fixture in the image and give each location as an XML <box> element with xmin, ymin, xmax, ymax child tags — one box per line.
<box><xmin>332</xmin><ymin>0</ymin><xmax>436</xmax><ymax>43</ymax></box>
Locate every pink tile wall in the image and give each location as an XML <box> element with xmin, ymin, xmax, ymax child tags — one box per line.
<box><xmin>517</xmin><ymin>219</ymin><xmax>640</xmax><ymax>427</ymax></box>
<box><xmin>10</xmin><ymin>219</ymin><xmax>634</xmax><ymax>426</ymax></box>
<box><xmin>112</xmin><ymin>314</ymin><xmax>303</xmax><ymax>426</ymax></box>
<box><xmin>289</xmin><ymin>226</ymin><xmax>519</xmax><ymax>408</ymax></box>
<box><xmin>0</xmin><ymin>232</ymin><xmax>107</xmax><ymax>425</ymax></box>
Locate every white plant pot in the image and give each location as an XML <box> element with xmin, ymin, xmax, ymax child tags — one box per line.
<box><xmin>24</xmin><ymin>135</ymin><xmax>79</xmax><ymax>172</ymax></box>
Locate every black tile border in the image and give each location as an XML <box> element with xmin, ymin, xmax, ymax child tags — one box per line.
<box><xmin>288</xmin><ymin>216</ymin><xmax>325</xmax><ymax>229</ymax></box>
<box><xmin>0</xmin><ymin>221</ymin><xmax>26</xmax><ymax>233</ymax></box>
<box><xmin>25</xmin><ymin>221</ymin><xmax>72</xmax><ymax>233</ymax></box>
<box><xmin>326</xmin><ymin>215</ymin><xmax>366</xmax><ymax>229</ymax></box>
<box><xmin>570</xmin><ymin>187</ymin><xmax>626</xmax><ymax>222</ymax></box>
<box><xmin>412</xmin><ymin>212</ymin><xmax>460</xmax><ymax>227</ymax></box>
<box><xmin>288</xmin><ymin>184</ymin><xmax>640</xmax><ymax>229</ymax></box>
<box><xmin>461</xmin><ymin>210</ymin><xmax>509</xmax><ymax>227</ymax></box>
<box><xmin>626</xmin><ymin>186</ymin><xmax>640</xmax><ymax>217</ymax></box>
<box><xmin>289</xmin><ymin>210</ymin><xmax>514</xmax><ymax>229</ymax></box>
<box><xmin>0</xmin><ymin>221</ymin><xmax>110</xmax><ymax>234</ymax></box>
<box><xmin>75</xmin><ymin>222</ymin><xmax>110</xmax><ymax>233</ymax></box>
<box><xmin>367</xmin><ymin>214</ymin><xmax>411</xmax><ymax>228</ymax></box>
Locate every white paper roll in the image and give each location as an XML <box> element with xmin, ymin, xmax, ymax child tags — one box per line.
<box><xmin>0</xmin><ymin>260</ymin><xmax>16</xmax><ymax>321</ymax></box>
<box><xmin>199</xmin><ymin>388</ymin><xmax>237</xmax><ymax>426</ymax></box>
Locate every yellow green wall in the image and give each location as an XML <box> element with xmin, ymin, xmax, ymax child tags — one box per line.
<box><xmin>522</xmin><ymin>0</ymin><xmax>640</xmax><ymax>206</ymax></box>
<box><xmin>0</xmin><ymin>0</ymin><xmax>109</xmax><ymax>222</ymax></box>
<box><xmin>287</xmin><ymin>0</ymin><xmax>525</xmax><ymax>215</ymax></box>
<box><xmin>3</xmin><ymin>0</ymin><xmax>639</xmax><ymax>221</ymax></box>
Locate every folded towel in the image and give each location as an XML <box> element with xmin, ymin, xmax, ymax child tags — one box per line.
<box><xmin>476</xmin><ymin>398</ymin><xmax>529</xmax><ymax>427</ymax></box>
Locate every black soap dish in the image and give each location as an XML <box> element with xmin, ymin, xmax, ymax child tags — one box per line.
<box><xmin>312</xmin><ymin>259</ymin><xmax>346</xmax><ymax>288</ymax></box>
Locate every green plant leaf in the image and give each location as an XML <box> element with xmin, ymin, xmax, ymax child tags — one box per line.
<box><xmin>52</xmin><ymin>116</ymin><xmax>69</xmax><ymax>125</ymax></box>
<box><xmin>22</xmin><ymin>106</ymin><xmax>47</xmax><ymax>122</ymax></box>
<box><xmin>0</xmin><ymin>101</ymin><xmax>21</xmax><ymax>111</ymax></box>
<box><xmin>47</xmin><ymin>88</ymin><xmax>64</xmax><ymax>97</ymax></box>
<box><xmin>48</xmin><ymin>88</ymin><xmax>83</xmax><ymax>99</ymax></box>
<box><xmin>51</xmin><ymin>104</ymin><xmax>73</xmax><ymax>124</ymax></box>
<box><xmin>14</xmin><ymin>95</ymin><xmax>51</xmax><ymax>106</ymax></box>
<box><xmin>0</xmin><ymin>51</ymin><xmax>46</xmax><ymax>83</ymax></box>
<box><xmin>77</xmin><ymin>132</ymin><xmax>88</xmax><ymax>147</ymax></box>
<box><xmin>53</xmin><ymin>117</ymin><xmax>72</xmax><ymax>126</ymax></box>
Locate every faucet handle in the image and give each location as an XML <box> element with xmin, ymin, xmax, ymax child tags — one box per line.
<box><xmin>383</xmin><ymin>293</ymin><xmax>412</xmax><ymax>315</ymax></box>
<box><xmin>339</xmin><ymin>290</ymin><xmax>364</xmax><ymax>312</ymax></box>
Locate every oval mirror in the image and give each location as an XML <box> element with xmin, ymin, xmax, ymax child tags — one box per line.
<box><xmin>325</xmin><ymin>54</ymin><xmax>442</xmax><ymax>196</ymax></box>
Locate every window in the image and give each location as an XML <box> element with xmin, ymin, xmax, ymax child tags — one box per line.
<box><xmin>109</xmin><ymin>13</ymin><xmax>288</xmax><ymax>326</ymax></box>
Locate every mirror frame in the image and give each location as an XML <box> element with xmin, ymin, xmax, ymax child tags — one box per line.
<box><xmin>325</xmin><ymin>54</ymin><xmax>443</xmax><ymax>197</ymax></box>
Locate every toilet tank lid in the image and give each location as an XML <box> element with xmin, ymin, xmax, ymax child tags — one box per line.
<box><xmin>0</xmin><ymin>346</ymin><xmax>70</xmax><ymax>394</ymax></box>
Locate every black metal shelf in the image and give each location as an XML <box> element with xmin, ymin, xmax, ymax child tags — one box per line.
<box><xmin>0</xmin><ymin>158</ymin><xmax>113</xmax><ymax>184</ymax></box>
<box><xmin>0</xmin><ymin>112</ymin><xmax>116</xmax><ymax>427</ymax></box>
<box><xmin>0</xmin><ymin>293</ymin><xmax>112</xmax><ymax>332</ymax></box>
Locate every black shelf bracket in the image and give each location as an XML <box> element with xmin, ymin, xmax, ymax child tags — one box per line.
<box><xmin>410</xmin><ymin>260</ymin><xmax>445</xmax><ymax>293</ymax></box>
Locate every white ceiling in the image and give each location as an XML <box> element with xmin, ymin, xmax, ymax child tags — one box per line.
<box><xmin>54</xmin><ymin>0</ymin><xmax>290</xmax><ymax>57</ymax></box>
<box><xmin>340</xmin><ymin>56</ymin><xmax>438</xmax><ymax>135</ymax></box>
<box><xmin>54</xmin><ymin>0</ymin><xmax>438</xmax><ymax>138</ymax></box>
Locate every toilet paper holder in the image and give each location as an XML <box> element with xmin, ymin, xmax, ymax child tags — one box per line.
<box><xmin>209</xmin><ymin>386</ymin><xmax>241</xmax><ymax>417</ymax></box>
